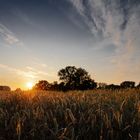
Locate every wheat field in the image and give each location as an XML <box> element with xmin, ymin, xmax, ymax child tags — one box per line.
<box><xmin>0</xmin><ymin>89</ymin><xmax>140</xmax><ymax>140</ymax></box>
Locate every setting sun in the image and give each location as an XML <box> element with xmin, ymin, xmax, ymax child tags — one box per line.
<box><xmin>26</xmin><ymin>82</ymin><xmax>33</xmax><ymax>89</ymax></box>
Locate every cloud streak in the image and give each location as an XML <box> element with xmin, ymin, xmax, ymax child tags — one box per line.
<box><xmin>0</xmin><ymin>23</ymin><xmax>23</xmax><ymax>46</ymax></box>
<box><xmin>69</xmin><ymin>0</ymin><xmax>140</xmax><ymax>82</ymax></box>
<box><xmin>0</xmin><ymin>64</ymin><xmax>54</xmax><ymax>80</ymax></box>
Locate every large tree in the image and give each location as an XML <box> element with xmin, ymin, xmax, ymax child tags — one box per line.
<box><xmin>58</xmin><ymin>66</ymin><xmax>96</xmax><ymax>90</ymax></box>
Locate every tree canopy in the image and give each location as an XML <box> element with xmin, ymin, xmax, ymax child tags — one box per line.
<box><xmin>58</xmin><ymin>66</ymin><xmax>97</xmax><ymax>90</ymax></box>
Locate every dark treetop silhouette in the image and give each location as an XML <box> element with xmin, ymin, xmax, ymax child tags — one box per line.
<box><xmin>58</xmin><ymin>66</ymin><xmax>97</xmax><ymax>90</ymax></box>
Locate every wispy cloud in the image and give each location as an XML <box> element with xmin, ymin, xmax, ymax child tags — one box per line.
<box><xmin>0</xmin><ymin>64</ymin><xmax>55</xmax><ymax>80</ymax></box>
<box><xmin>0</xmin><ymin>64</ymin><xmax>37</xmax><ymax>79</ymax></box>
<box><xmin>0</xmin><ymin>23</ymin><xmax>23</xmax><ymax>46</ymax></box>
<box><xmin>69</xmin><ymin>0</ymin><xmax>140</xmax><ymax>82</ymax></box>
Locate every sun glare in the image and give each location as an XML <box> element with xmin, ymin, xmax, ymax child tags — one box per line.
<box><xmin>26</xmin><ymin>82</ymin><xmax>33</xmax><ymax>89</ymax></box>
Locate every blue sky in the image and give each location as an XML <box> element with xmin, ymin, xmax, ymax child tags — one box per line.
<box><xmin>0</xmin><ymin>0</ymin><xmax>140</xmax><ymax>89</ymax></box>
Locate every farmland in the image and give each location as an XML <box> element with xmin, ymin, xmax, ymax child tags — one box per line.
<box><xmin>0</xmin><ymin>89</ymin><xmax>140</xmax><ymax>140</ymax></box>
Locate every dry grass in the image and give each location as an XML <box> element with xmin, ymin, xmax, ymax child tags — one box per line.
<box><xmin>0</xmin><ymin>89</ymin><xmax>140</xmax><ymax>140</ymax></box>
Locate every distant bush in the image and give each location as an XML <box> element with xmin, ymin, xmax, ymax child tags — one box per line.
<box><xmin>0</xmin><ymin>86</ymin><xmax>11</xmax><ymax>91</ymax></box>
<box><xmin>120</xmin><ymin>81</ymin><xmax>135</xmax><ymax>88</ymax></box>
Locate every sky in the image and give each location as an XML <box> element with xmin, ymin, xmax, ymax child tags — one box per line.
<box><xmin>0</xmin><ymin>0</ymin><xmax>140</xmax><ymax>89</ymax></box>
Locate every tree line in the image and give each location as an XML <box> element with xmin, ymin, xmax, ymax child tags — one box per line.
<box><xmin>33</xmin><ymin>66</ymin><xmax>140</xmax><ymax>91</ymax></box>
<box><xmin>0</xmin><ymin>66</ymin><xmax>140</xmax><ymax>91</ymax></box>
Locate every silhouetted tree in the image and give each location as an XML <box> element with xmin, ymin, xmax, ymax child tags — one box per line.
<box><xmin>58</xmin><ymin>66</ymin><xmax>96</xmax><ymax>90</ymax></box>
<box><xmin>120</xmin><ymin>81</ymin><xmax>135</xmax><ymax>88</ymax></box>
<box><xmin>33</xmin><ymin>80</ymin><xmax>50</xmax><ymax>90</ymax></box>
<box><xmin>58</xmin><ymin>66</ymin><xmax>77</xmax><ymax>87</ymax></box>
<box><xmin>0</xmin><ymin>86</ymin><xmax>11</xmax><ymax>91</ymax></box>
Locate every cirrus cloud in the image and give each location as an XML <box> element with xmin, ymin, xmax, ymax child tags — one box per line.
<box><xmin>68</xmin><ymin>0</ymin><xmax>140</xmax><ymax>82</ymax></box>
<box><xmin>0</xmin><ymin>23</ymin><xmax>23</xmax><ymax>46</ymax></box>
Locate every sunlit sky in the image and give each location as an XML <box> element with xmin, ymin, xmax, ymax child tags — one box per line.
<box><xmin>0</xmin><ymin>0</ymin><xmax>140</xmax><ymax>89</ymax></box>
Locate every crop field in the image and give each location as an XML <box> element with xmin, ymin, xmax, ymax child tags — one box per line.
<box><xmin>0</xmin><ymin>89</ymin><xmax>140</xmax><ymax>140</ymax></box>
